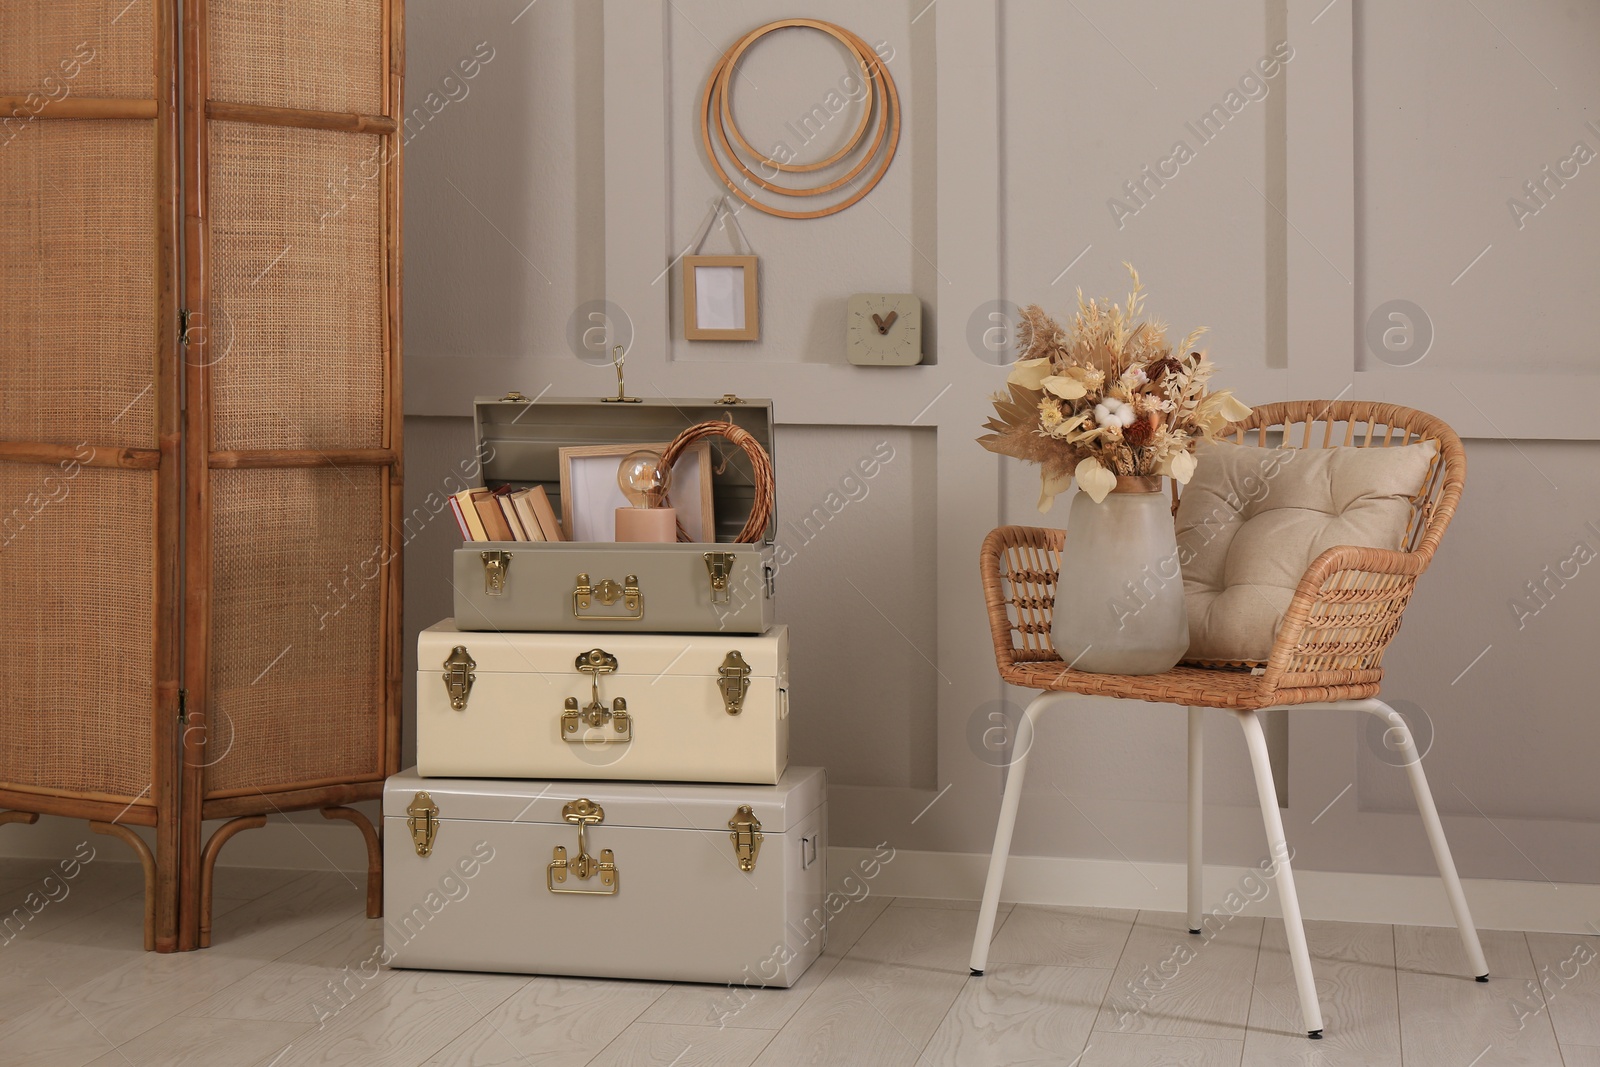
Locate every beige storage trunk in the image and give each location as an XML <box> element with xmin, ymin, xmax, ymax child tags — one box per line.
<box><xmin>382</xmin><ymin>766</ymin><xmax>827</xmax><ymax>986</ymax></box>
<box><xmin>453</xmin><ymin>395</ymin><xmax>777</xmax><ymax>635</ymax></box>
<box><xmin>417</xmin><ymin>619</ymin><xmax>789</xmax><ymax>784</ymax></box>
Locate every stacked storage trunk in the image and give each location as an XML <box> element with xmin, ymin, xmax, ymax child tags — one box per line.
<box><xmin>384</xmin><ymin>396</ymin><xmax>828</xmax><ymax>986</ymax></box>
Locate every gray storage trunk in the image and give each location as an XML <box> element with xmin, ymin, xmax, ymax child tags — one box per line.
<box><xmin>453</xmin><ymin>394</ymin><xmax>777</xmax><ymax>635</ymax></box>
<box><xmin>383</xmin><ymin>765</ymin><xmax>827</xmax><ymax>986</ymax></box>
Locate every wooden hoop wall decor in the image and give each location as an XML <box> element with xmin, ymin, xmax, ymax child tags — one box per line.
<box><xmin>661</xmin><ymin>420</ymin><xmax>776</xmax><ymax>543</ymax></box>
<box><xmin>700</xmin><ymin>19</ymin><xmax>901</xmax><ymax>220</ymax></box>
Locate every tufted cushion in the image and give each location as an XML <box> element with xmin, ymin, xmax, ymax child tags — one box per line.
<box><xmin>1175</xmin><ymin>438</ymin><xmax>1438</xmax><ymax>664</ymax></box>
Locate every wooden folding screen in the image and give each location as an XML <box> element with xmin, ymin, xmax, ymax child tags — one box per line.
<box><xmin>0</xmin><ymin>0</ymin><xmax>183</xmax><ymax>952</ymax></box>
<box><xmin>0</xmin><ymin>0</ymin><xmax>401</xmax><ymax>952</ymax></box>
<box><xmin>179</xmin><ymin>0</ymin><xmax>402</xmax><ymax>950</ymax></box>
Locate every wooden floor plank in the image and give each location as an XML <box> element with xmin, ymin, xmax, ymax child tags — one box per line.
<box><xmin>984</xmin><ymin>904</ymin><xmax>1138</xmax><ymax>970</ymax></box>
<box><xmin>1092</xmin><ymin>910</ymin><xmax>1263</xmax><ymax>1041</ymax></box>
<box><xmin>1242</xmin><ymin>920</ymin><xmax>1399</xmax><ymax>1065</ymax></box>
<box><xmin>0</xmin><ymin>985</ymin><xmax>120</xmax><ymax>1067</ymax></box>
<box><xmin>586</xmin><ymin>1022</ymin><xmax>777</xmax><ymax>1067</ymax></box>
<box><xmin>920</xmin><ymin>964</ymin><xmax>1111</xmax><ymax>1066</ymax></box>
<box><xmin>1079</xmin><ymin>1032</ymin><xmax>1243</xmax><ymax>1066</ymax></box>
<box><xmin>1396</xmin><ymin>966</ymin><xmax>1561</xmax><ymax>1066</ymax></box>
<box><xmin>250</xmin><ymin>970</ymin><xmax>487</xmax><ymax>1067</ymax></box>
<box><xmin>1524</xmin><ymin>930</ymin><xmax>1600</xmax><ymax>1048</ymax></box>
<box><xmin>1394</xmin><ymin>923</ymin><xmax>1534</xmax><ymax>980</ymax></box>
<box><xmin>82</xmin><ymin>1016</ymin><xmax>310</xmax><ymax>1067</ymax></box>
<box><xmin>420</xmin><ymin>975</ymin><xmax>667</xmax><ymax>1067</ymax></box>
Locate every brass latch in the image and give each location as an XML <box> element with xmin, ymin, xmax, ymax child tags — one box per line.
<box><xmin>729</xmin><ymin>805</ymin><xmax>763</xmax><ymax>872</ymax></box>
<box><xmin>548</xmin><ymin>798</ymin><xmax>619</xmax><ymax>894</ymax></box>
<box><xmin>500</xmin><ymin>390</ymin><xmax>528</xmax><ymax>401</ymax></box>
<box><xmin>704</xmin><ymin>553</ymin><xmax>736</xmax><ymax>604</ymax></box>
<box><xmin>562</xmin><ymin>649</ymin><xmax>632</xmax><ymax>743</ymax></box>
<box><xmin>715</xmin><ymin>393</ymin><xmax>746</xmax><ymax>405</ymax></box>
<box><xmin>573</xmin><ymin>573</ymin><xmax>643</xmax><ymax>620</ymax></box>
<box><xmin>718</xmin><ymin>650</ymin><xmax>752</xmax><ymax>715</ymax></box>
<box><xmin>481</xmin><ymin>550</ymin><xmax>511</xmax><ymax>594</ymax></box>
<box><xmin>599</xmin><ymin>345</ymin><xmax>641</xmax><ymax>404</ymax></box>
<box><xmin>407</xmin><ymin>792</ymin><xmax>439</xmax><ymax>857</ymax></box>
<box><xmin>442</xmin><ymin>646</ymin><xmax>476</xmax><ymax>711</ymax></box>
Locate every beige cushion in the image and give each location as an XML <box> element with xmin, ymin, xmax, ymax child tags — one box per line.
<box><xmin>1176</xmin><ymin>438</ymin><xmax>1437</xmax><ymax>663</ymax></box>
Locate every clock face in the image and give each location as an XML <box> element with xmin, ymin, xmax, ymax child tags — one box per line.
<box><xmin>846</xmin><ymin>293</ymin><xmax>923</xmax><ymax>366</ymax></box>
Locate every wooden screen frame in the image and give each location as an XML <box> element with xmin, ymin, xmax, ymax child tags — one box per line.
<box><xmin>178</xmin><ymin>0</ymin><xmax>403</xmax><ymax>950</ymax></box>
<box><xmin>0</xmin><ymin>0</ymin><xmax>184</xmax><ymax>953</ymax></box>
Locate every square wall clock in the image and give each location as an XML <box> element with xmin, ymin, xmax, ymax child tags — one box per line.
<box><xmin>847</xmin><ymin>293</ymin><xmax>923</xmax><ymax>366</ymax></box>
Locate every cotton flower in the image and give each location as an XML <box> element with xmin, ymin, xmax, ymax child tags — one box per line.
<box><xmin>1094</xmin><ymin>397</ymin><xmax>1138</xmax><ymax>429</ymax></box>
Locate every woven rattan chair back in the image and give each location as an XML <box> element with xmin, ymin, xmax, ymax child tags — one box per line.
<box><xmin>980</xmin><ymin>400</ymin><xmax>1466</xmax><ymax>699</ymax></box>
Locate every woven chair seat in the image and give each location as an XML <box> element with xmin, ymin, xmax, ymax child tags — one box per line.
<box><xmin>999</xmin><ymin>659</ymin><xmax>1317</xmax><ymax>709</ymax></box>
<box><xmin>982</xmin><ymin>401</ymin><xmax>1463</xmax><ymax>710</ymax></box>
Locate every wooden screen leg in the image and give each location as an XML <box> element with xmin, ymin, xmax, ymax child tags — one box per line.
<box><xmin>0</xmin><ymin>811</ymin><xmax>41</xmax><ymax>828</ymax></box>
<box><xmin>199</xmin><ymin>816</ymin><xmax>267</xmax><ymax>948</ymax></box>
<box><xmin>322</xmin><ymin>807</ymin><xmax>382</xmax><ymax>918</ymax></box>
<box><xmin>89</xmin><ymin>821</ymin><xmax>158</xmax><ymax>952</ymax></box>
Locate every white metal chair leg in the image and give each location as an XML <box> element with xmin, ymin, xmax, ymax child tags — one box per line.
<box><xmin>1359</xmin><ymin>699</ymin><xmax>1489</xmax><ymax>980</ymax></box>
<box><xmin>970</xmin><ymin>693</ymin><xmax>1057</xmax><ymax>976</ymax></box>
<box><xmin>1187</xmin><ymin>706</ymin><xmax>1203</xmax><ymax>934</ymax></box>
<box><xmin>1234</xmin><ymin>708</ymin><xmax>1325</xmax><ymax>1038</ymax></box>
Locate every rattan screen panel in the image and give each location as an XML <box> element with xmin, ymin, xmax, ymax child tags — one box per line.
<box><xmin>205</xmin><ymin>467</ymin><xmax>384</xmax><ymax>794</ymax></box>
<box><xmin>0</xmin><ymin>465</ymin><xmax>155</xmax><ymax>799</ymax></box>
<box><xmin>207</xmin><ymin>0</ymin><xmax>382</xmax><ymax>115</ymax></box>
<box><xmin>206</xmin><ymin>121</ymin><xmax>384</xmax><ymax>453</ymax></box>
<box><xmin>0</xmin><ymin>0</ymin><xmax>156</xmax><ymax>98</ymax></box>
<box><xmin>0</xmin><ymin>121</ymin><xmax>157</xmax><ymax>448</ymax></box>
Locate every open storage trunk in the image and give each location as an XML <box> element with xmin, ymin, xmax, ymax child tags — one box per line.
<box><xmin>453</xmin><ymin>395</ymin><xmax>777</xmax><ymax>635</ymax></box>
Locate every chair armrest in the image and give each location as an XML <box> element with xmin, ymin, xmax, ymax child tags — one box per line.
<box><xmin>1261</xmin><ymin>543</ymin><xmax>1427</xmax><ymax>689</ymax></box>
<box><xmin>981</xmin><ymin>525</ymin><xmax>1067</xmax><ymax>672</ymax></box>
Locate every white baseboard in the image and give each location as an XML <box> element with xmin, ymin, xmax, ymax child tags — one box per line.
<box><xmin>829</xmin><ymin>846</ymin><xmax>1600</xmax><ymax>936</ymax></box>
<box><xmin>7</xmin><ymin>814</ymin><xmax>1594</xmax><ymax>935</ymax></box>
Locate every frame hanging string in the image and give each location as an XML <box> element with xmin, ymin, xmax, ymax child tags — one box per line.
<box><xmin>686</xmin><ymin>195</ymin><xmax>757</xmax><ymax>257</ymax></box>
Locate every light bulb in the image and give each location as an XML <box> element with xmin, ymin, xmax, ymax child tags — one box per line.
<box><xmin>618</xmin><ymin>449</ymin><xmax>671</xmax><ymax>509</ymax></box>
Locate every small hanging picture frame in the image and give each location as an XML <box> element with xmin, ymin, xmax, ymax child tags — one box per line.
<box><xmin>683</xmin><ymin>255</ymin><xmax>758</xmax><ymax>340</ymax></box>
<box><xmin>681</xmin><ymin>197</ymin><xmax>759</xmax><ymax>341</ymax></box>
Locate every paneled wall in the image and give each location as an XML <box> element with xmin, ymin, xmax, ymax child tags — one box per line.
<box><xmin>393</xmin><ymin>0</ymin><xmax>1600</xmax><ymax>890</ymax></box>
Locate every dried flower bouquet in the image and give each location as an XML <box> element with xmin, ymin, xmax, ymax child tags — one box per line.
<box><xmin>979</xmin><ymin>263</ymin><xmax>1251</xmax><ymax>509</ymax></box>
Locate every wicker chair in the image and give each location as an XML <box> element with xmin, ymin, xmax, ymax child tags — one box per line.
<box><xmin>969</xmin><ymin>400</ymin><xmax>1488</xmax><ymax>1040</ymax></box>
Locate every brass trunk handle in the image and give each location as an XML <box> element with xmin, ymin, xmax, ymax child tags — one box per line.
<box><xmin>562</xmin><ymin>649</ymin><xmax>633</xmax><ymax>743</ymax></box>
<box><xmin>548</xmin><ymin>799</ymin><xmax>619</xmax><ymax>894</ymax></box>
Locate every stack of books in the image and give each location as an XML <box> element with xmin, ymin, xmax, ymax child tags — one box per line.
<box><xmin>448</xmin><ymin>486</ymin><xmax>564</xmax><ymax>542</ymax></box>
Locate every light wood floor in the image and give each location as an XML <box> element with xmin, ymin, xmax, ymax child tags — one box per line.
<box><xmin>1</xmin><ymin>858</ymin><xmax>1594</xmax><ymax>1066</ymax></box>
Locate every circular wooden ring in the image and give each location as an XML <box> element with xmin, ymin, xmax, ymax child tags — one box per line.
<box><xmin>710</xmin><ymin>42</ymin><xmax>886</xmax><ymax>198</ymax></box>
<box><xmin>717</xmin><ymin>19</ymin><xmax>875</xmax><ymax>175</ymax></box>
<box><xmin>698</xmin><ymin>19</ymin><xmax>900</xmax><ymax>220</ymax></box>
<box><xmin>660</xmin><ymin>420</ymin><xmax>775</xmax><ymax>544</ymax></box>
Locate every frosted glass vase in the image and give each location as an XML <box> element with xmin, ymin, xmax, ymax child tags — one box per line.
<box><xmin>1051</xmin><ymin>476</ymin><xmax>1189</xmax><ymax>675</ymax></box>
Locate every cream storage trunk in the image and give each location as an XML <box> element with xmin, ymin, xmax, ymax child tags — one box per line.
<box><xmin>383</xmin><ymin>766</ymin><xmax>827</xmax><ymax>986</ymax></box>
<box><xmin>454</xmin><ymin>395</ymin><xmax>777</xmax><ymax>635</ymax></box>
<box><xmin>417</xmin><ymin>619</ymin><xmax>789</xmax><ymax>784</ymax></box>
